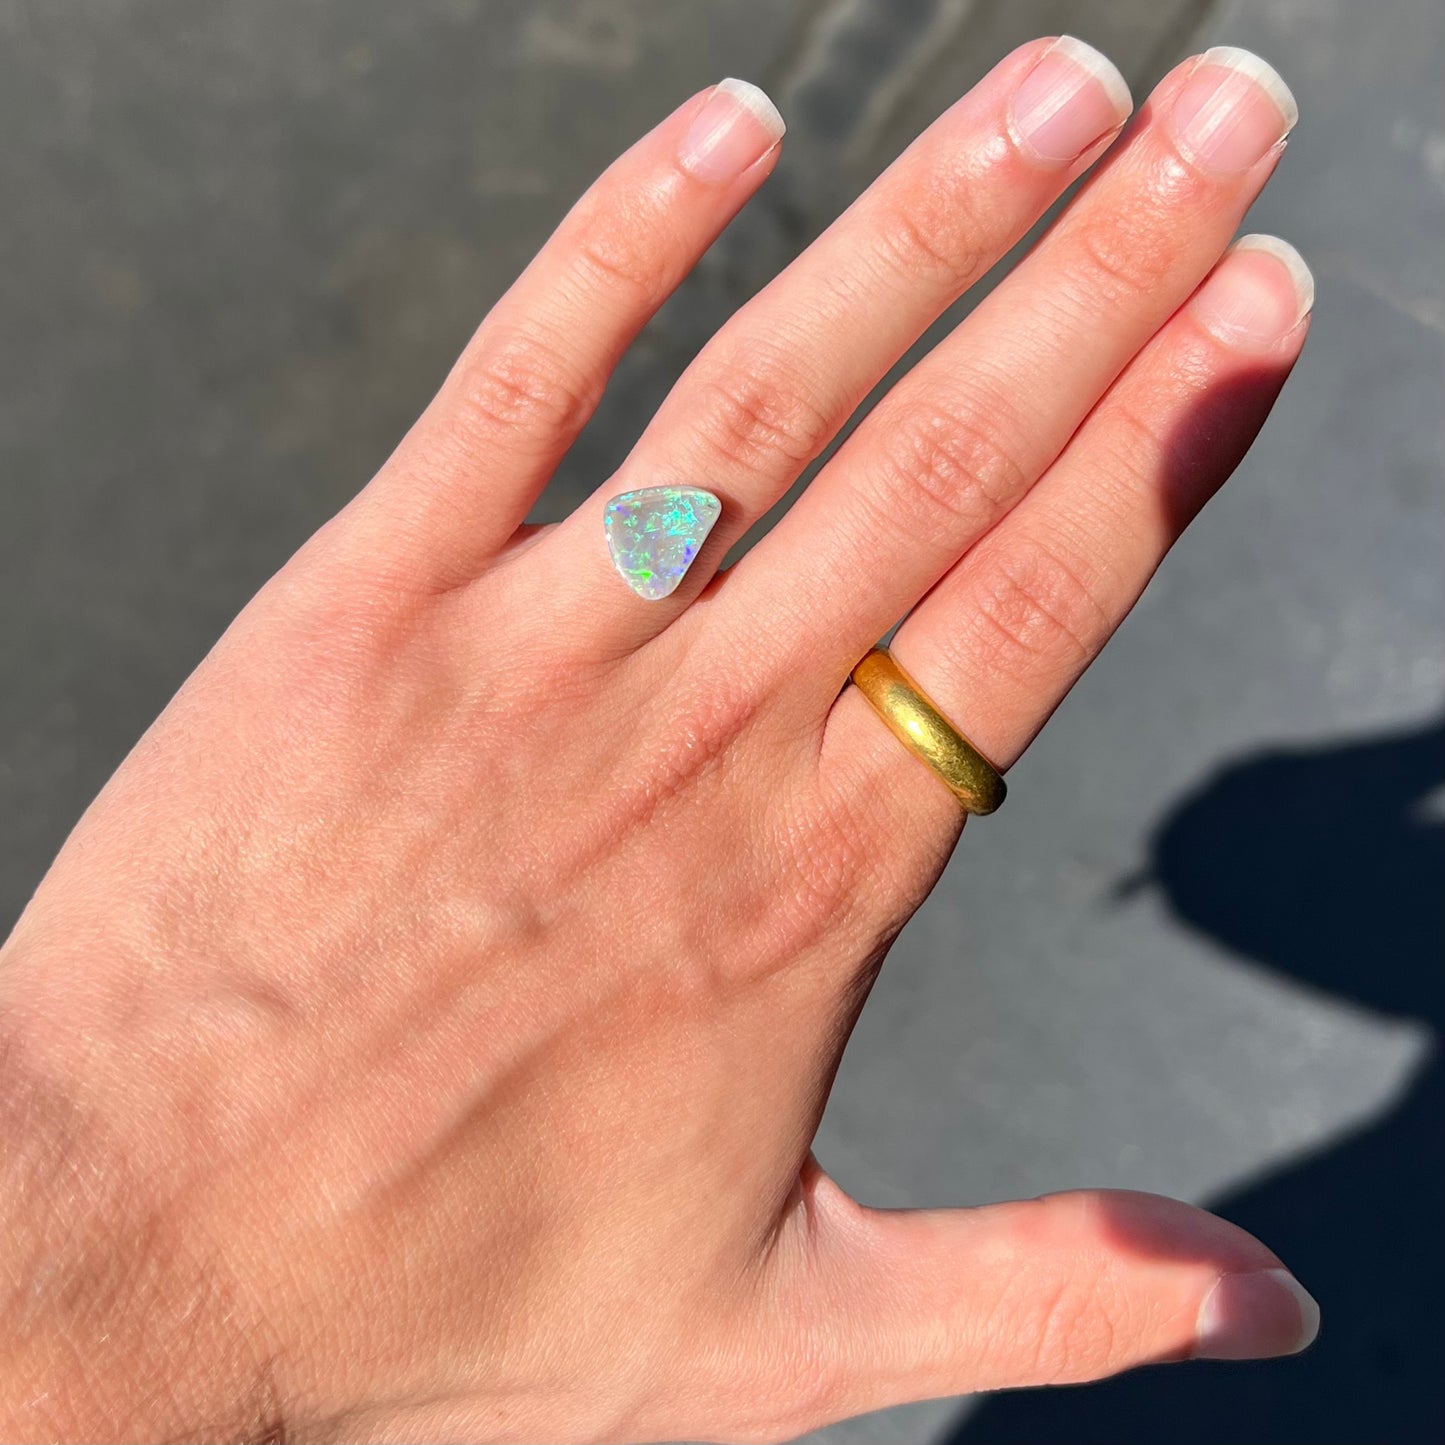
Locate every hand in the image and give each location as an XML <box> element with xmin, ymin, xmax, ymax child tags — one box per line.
<box><xmin>0</xmin><ymin>38</ymin><xmax>1317</xmax><ymax>1444</ymax></box>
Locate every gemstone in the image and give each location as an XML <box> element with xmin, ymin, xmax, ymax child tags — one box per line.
<box><xmin>603</xmin><ymin>486</ymin><xmax>722</xmax><ymax>601</ymax></box>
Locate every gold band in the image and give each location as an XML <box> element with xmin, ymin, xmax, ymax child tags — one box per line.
<box><xmin>850</xmin><ymin>648</ymin><xmax>1006</xmax><ymax>815</ymax></box>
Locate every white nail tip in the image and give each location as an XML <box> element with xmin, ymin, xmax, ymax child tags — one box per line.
<box><xmin>715</xmin><ymin>78</ymin><xmax>786</xmax><ymax>142</ymax></box>
<box><xmin>1234</xmin><ymin>233</ymin><xmax>1316</xmax><ymax>323</ymax></box>
<box><xmin>1198</xmin><ymin>46</ymin><xmax>1300</xmax><ymax>133</ymax></box>
<box><xmin>1051</xmin><ymin>35</ymin><xmax>1133</xmax><ymax>118</ymax></box>
<box><xmin>1270</xmin><ymin>1269</ymin><xmax>1322</xmax><ymax>1353</ymax></box>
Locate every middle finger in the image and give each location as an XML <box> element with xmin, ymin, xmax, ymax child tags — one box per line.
<box><xmin>537</xmin><ymin>37</ymin><xmax>1132</xmax><ymax>636</ymax></box>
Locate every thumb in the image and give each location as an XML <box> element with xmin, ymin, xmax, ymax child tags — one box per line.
<box><xmin>770</xmin><ymin>1171</ymin><xmax>1319</xmax><ymax>1428</ymax></box>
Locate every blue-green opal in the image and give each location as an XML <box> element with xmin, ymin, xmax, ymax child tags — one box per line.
<box><xmin>603</xmin><ymin>487</ymin><xmax>722</xmax><ymax>600</ymax></box>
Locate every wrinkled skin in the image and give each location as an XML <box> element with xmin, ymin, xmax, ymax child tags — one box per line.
<box><xmin>0</xmin><ymin>39</ymin><xmax>1315</xmax><ymax>1444</ymax></box>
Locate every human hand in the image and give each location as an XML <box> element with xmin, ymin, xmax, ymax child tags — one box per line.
<box><xmin>0</xmin><ymin>38</ymin><xmax>1318</xmax><ymax>1443</ymax></box>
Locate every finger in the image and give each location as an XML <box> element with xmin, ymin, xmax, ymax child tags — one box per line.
<box><xmin>768</xmin><ymin>1177</ymin><xmax>1318</xmax><ymax>1428</ymax></box>
<box><xmin>346</xmin><ymin>78</ymin><xmax>785</xmax><ymax>587</ymax></box>
<box><xmin>529</xmin><ymin>38</ymin><xmax>1132</xmax><ymax>637</ymax></box>
<box><xmin>829</xmin><ymin>235</ymin><xmax>1311</xmax><ymax>833</ymax></box>
<box><xmin>737</xmin><ymin>47</ymin><xmax>1298</xmax><ymax>683</ymax></box>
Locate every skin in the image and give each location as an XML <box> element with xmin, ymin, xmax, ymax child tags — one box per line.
<box><xmin>0</xmin><ymin>38</ymin><xmax>1314</xmax><ymax>1445</ymax></box>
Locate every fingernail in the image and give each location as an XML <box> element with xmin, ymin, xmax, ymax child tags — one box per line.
<box><xmin>1009</xmin><ymin>35</ymin><xmax>1133</xmax><ymax>163</ymax></box>
<box><xmin>1192</xmin><ymin>234</ymin><xmax>1315</xmax><ymax>344</ymax></box>
<box><xmin>1195</xmin><ymin>1269</ymin><xmax>1321</xmax><ymax>1360</ymax></box>
<box><xmin>1170</xmin><ymin>47</ymin><xmax>1298</xmax><ymax>173</ymax></box>
<box><xmin>678</xmin><ymin>78</ymin><xmax>785</xmax><ymax>184</ymax></box>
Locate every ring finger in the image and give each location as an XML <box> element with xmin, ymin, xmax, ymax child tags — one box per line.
<box><xmin>826</xmin><ymin>234</ymin><xmax>1313</xmax><ymax>844</ymax></box>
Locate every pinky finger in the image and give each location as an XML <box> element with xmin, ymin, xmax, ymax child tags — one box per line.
<box><xmin>841</xmin><ymin>233</ymin><xmax>1313</xmax><ymax>802</ymax></box>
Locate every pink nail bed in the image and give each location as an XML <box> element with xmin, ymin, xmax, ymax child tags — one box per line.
<box><xmin>1195</xmin><ymin>1268</ymin><xmax>1321</xmax><ymax>1360</ymax></box>
<box><xmin>678</xmin><ymin>78</ymin><xmax>785</xmax><ymax>184</ymax></box>
<box><xmin>1193</xmin><ymin>234</ymin><xmax>1315</xmax><ymax>345</ymax></box>
<box><xmin>1009</xmin><ymin>35</ymin><xmax>1133</xmax><ymax>164</ymax></box>
<box><xmin>1171</xmin><ymin>47</ymin><xmax>1299</xmax><ymax>173</ymax></box>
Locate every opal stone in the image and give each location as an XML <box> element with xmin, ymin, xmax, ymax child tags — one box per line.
<box><xmin>603</xmin><ymin>486</ymin><xmax>722</xmax><ymax>600</ymax></box>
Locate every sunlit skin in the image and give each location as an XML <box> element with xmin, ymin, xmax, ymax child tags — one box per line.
<box><xmin>0</xmin><ymin>39</ymin><xmax>1316</xmax><ymax>1444</ymax></box>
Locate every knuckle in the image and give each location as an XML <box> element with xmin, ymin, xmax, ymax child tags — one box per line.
<box><xmin>563</xmin><ymin>178</ymin><xmax>680</xmax><ymax>307</ymax></box>
<box><xmin>1102</xmin><ymin>393</ymin><xmax>1171</xmax><ymax>467</ymax></box>
<box><xmin>452</xmin><ymin>329</ymin><xmax>599</xmax><ymax>448</ymax></box>
<box><xmin>966</xmin><ymin>532</ymin><xmax>1112</xmax><ymax>681</ymax></box>
<box><xmin>1009</xmin><ymin>1193</ymin><xmax>1134</xmax><ymax>1383</ymax></box>
<box><xmin>1070</xmin><ymin>203</ymin><xmax>1183</xmax><ymax>304</ymax></box>
<box><xmin>688</xmin><ymin>362</ymin><xmax>835</xmax><ymax>478</ymax></box>
<box><xmin>568</xmin><ymin>219</ymin><xmax>673</xmax><ymax>305</ymax></box>
<box><xmin>1025</xmin><ymin>1271</ymin><xmax>1122</xmax><ymax>1383</ymax></box>
<box><xmin>872</xmin><ymin>393</ymin><xmax>1029</xmax><ymax>535</ymax></box>
<box><xmin>1092</xmin><ymin>395</ymin><xmax>1181</xmax><ymax>503</ymax></box>
<box><xmin>869</xmin><ymin>195</ymin><xmax>983</xmax><ymax>294</ymax></box>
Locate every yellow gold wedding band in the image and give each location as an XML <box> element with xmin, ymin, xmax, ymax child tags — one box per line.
<box><xmin>850</xmin><ymin>648</ymin><xmax>1006</xmax><ymax>815</ymax></box>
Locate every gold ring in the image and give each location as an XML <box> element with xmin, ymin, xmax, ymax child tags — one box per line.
<box><xmin>850</xmin><ymin>648</ymin><xmax>1006</xmax><ymax>815</ymax></box>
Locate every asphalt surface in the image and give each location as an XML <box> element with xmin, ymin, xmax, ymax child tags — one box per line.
<box><xmin>1</xmin><ymin>2</ymin><xmax>1440</xmax><ymax>1443</ymax></box>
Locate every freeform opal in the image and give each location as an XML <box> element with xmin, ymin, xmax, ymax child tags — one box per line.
<box><xmin>603</xmin><ymin>486</ymin><xmax>722</xmax><ymax>600</ymax></box>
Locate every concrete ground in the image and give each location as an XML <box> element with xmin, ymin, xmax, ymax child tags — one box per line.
<box><xmin>1</xmin><ymin>1</ymin><xmax>1439</xmax><ymax>1442</ymax></box>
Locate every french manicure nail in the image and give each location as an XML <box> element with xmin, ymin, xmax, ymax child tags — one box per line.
<box><xmin>678</xmin><ymin>78</ymin><xmax>785</xmax><ymax>184</ymax></box>
<box><xmin>1009</xmin><ymin>35</ymin><xmax>1133</xmax><ymax>163</ymax></box>
<box><xmin>1195</xmin><ymin>1268</ymin><xmax>1321</xmax><ymax>1360</ymax></box>
<box><xmin>1192</xmin><ymin>234</ymin><xmax>1315</xmax><ymax>344</ymax></box>
<box><xmin>1171</xmin><ymin>47</ymin><xmax>1298</xmax><ymax>173</ymax></box>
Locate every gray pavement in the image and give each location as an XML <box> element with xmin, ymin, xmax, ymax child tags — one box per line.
<box><xmin>1</xmin><ymin>2</ymin><xmax>1440</xmax><ymax>1442</ymax></box>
